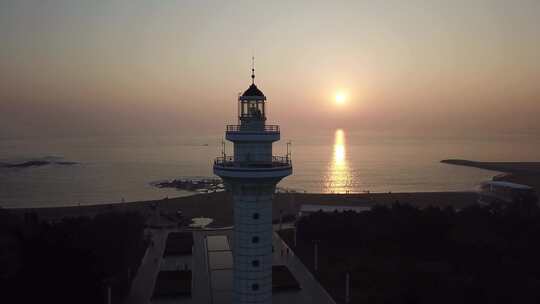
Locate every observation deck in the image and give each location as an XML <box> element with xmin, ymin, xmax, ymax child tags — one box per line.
<box><xmin>226</xmin><ymin>125</ymin><xmax>279</xmax><ymax>133</ymax></box>
<box><xmin>213</xmin><ymin>155</ymin><xmax>292</xmax><ymax>179</ymax></box>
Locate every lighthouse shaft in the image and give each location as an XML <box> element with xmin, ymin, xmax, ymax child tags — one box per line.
<box><xmin>213</xmin><ymin>75</ymin><xmax>292</xmax><ymax>304</ymax></box>
<box><xmin>230</xmin><ymin>182</ymin><xmax>276</xmax><ymax>304</ymax></box>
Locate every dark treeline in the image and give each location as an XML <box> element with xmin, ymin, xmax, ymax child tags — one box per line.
<box><xmin>0</xmin><ymin>210</ymin><xmax>147</xmax><ymax>304</ymax></box>
<box><xmin>292</xmin><ymin>199</ymin><xmax>540</xmax><ymax>304</ymax></box>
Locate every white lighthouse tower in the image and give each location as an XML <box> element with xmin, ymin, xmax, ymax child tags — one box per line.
<box><xmin>213</xmin><ymin>61</ymin><xmax>292</xmax><ymax>304</ymax></box>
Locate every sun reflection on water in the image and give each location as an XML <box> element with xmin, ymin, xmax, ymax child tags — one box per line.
<box><xmin>325</xmin><ymin>129</ymin><xmax>352</xmax><ymax>193</ymax></box>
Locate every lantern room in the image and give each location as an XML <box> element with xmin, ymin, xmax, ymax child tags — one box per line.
<box><xmin>239</xmin><ymin>83</ymin><xmax>266</xmax><ymax>123</ymax></box>
<box><xmin>237</xmin><ymin>60</ymin><xmax>267</xmax><ymax>129</ymax></box>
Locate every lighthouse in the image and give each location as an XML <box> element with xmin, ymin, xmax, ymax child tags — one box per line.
<box><xmin>213</xmin><ymin>61</ymin><xmax>292</xmax><ymax>304</ymax></box>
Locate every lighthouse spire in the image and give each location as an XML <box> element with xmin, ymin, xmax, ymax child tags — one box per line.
<box><xmin>251</xmin><ymin>56</ymin><xmax>255</xmax><ymax>84</ymax></box>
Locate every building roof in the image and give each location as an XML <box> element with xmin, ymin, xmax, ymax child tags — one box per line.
<box><xmin>241</xmin><ymin>84</ymin><xmax>265</xmax><ymax>98</ymax></box>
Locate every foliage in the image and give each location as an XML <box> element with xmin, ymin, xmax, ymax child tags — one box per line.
<box><xmin>0</xmin><ymin>210</ymin><xmax>146</xmax><ymax>304</ymax></box>
<box><xmin>293</xmin><ymin>200</ymin><xmax>540</xmax><ymax>304</ymax></box>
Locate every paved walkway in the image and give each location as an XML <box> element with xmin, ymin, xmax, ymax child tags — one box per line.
<box><xmin>124</xmin><ymin>228</ymin><xmax>169</xmax><ymax>304</ymax></box>
<box><xmin>125</xmin><ymin>223</ymin><xmax>335</xmax><ymax>304</ymax></box>
<box><xmin>190</xmin><ymin>230</ymin><xmax>213</xmax><ymax>304</ymax></box>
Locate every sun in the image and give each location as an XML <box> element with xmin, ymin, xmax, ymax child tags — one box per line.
<box><xmin>335</xmin><ymin>93</ymin><xmax>346</xmax><ymax>105</ymax></box>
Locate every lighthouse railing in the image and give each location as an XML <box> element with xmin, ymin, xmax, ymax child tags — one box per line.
<box><xmin>214</xmin><ymin>155</ymin><xmax>291</xmax><ymax>168</ymax></box>
<box><xmin>226</xmin><ymin>125</ymin><xmax>279</xmax><ymax>133</ymax></box>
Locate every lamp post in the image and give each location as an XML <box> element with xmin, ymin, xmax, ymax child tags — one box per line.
<box><xmin>313</xmin><ymin>240</ymin><xmax>320</xmax><ymax>272</ymax></box>
<box><xmin>293</xmin><ymin>220</ymin><xmax>297</xmax><ymax>247</ymax></box>
<box><xmin>279</xmin><ymin>209</ymin><xmax>283</xmax><ymax>232</ymax></box>
<box><xmin>345</xmin><ymin>272</ymin><xmax>350</xmax><ymax>303</ymax></box>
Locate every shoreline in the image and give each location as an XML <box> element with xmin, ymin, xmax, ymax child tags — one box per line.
<box><xmin>11</xmin><ymin>158</ymin><xmax>540</xmax><ymax>226</ymax></box>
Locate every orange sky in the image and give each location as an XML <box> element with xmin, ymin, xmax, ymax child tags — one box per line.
<box><xmin>1</xmin><ymin>0</ymin><xmax>539</xmax><ymax>139</ymax></box>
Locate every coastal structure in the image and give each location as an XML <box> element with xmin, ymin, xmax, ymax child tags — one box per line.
<box><xmin>213</xmin><ymin>62</ymin><xmax>292</xmax><ymax>304</ymax></box>
<box><xmin>477</xmin><ymin>180</ymin><xmax>537</xmax><ymax>206</ymax></box>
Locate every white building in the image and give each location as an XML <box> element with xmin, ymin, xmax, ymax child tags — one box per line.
<box><xmin>213</xmin><ymin>64</ymin><xmax>292</xmax><ymax>304</ymax></box>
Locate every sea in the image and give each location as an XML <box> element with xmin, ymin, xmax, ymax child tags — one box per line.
<box><xmin>1</xmin><ymin>130</ymin><xmax>539</xmax><ymax>208</ymax></box>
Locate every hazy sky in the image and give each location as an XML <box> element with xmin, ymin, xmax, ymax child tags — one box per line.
<box><xmin>1</xmin><ymin>0</ymin><xmax>539</xmax><ymax>139</ymax></box>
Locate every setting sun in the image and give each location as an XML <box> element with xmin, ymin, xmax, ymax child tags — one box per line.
<box><xmin>335</xmin><ymin>93</ymin><xmax>346</xmax><ymax>105</ymax></box>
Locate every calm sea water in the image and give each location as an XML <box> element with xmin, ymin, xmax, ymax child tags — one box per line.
<box><xmin>1</xmin><ymin>131</ymin><xmax>539</xmax><ymax>208</ymax></box>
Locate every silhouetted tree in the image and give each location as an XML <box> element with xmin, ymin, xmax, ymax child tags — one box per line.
<box><xmin>0</xmin><ymin>210</ymin><xmax>146</xmax><ymax>304</ymax></box>
<box><xmin>289</xmin><ymin>199</ymin><xmax>540</xmax><ymax>304</ymax></box>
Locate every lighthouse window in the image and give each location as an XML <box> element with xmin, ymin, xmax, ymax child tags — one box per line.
<box><xmin>252</xmin><ymin>260</ymin><xmax>260</xmax><ymax>267</ymax></box>
<box><xmin>252</xmin><ymin>236</ymin><xmax>259</xmax><ymax>243</ymax></box>
<box><xmin>252</xmin><ymin>213</ymin><xmax>259</xmax><ymax>220</ymax></box>
<box><xmin>252</xmin><ymin>283</ymin><xmax>259</xmax><ymax>291</ymax></box>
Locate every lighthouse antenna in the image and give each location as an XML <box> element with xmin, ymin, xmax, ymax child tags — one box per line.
<box><xmin>251</xmin><ymin>56</ymin><xmax>255</xmax><ymax>84</ymax></box>
<box><xmin>287</xmin><ymin>141</ymin><xmax>292</xmax><ymax>161</ymax></box>
<box><xmin>221</xmin><ymin>138</ymin><xmax>226</xmax><ymax>158</ymax></box>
